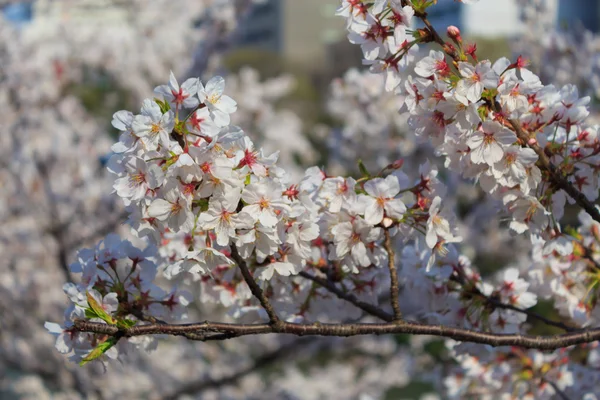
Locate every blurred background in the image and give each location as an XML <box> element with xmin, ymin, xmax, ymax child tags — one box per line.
<box><xmin>1</xmin><ymin>0</ymin><xmax>600</xmax><ymax>399</ymax></box>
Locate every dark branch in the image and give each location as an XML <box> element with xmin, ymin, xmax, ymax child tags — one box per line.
<box><xmin>508</xmin><ymin>119</ymin><xmax>600</xmax><ymax>223</ymax></box>
<box><xmin>163</xmin><ymin>338</ymin><xmax>316</xmax><ymax>400</ymax></box>
<box><xmin>384</xmin><ymin>229</ymin><xmax>402</xmax><ymax>320</ymax></box>
<box><xmin>299</xmin><ymin>271</ymin><xmax>394</xmax><ymax>322</ymax></box>
<box><xmin>74</xmin><ymin>318</ymin><xmax>600</xmax><ymax>351</ymax></box>
<box><xmin>230</xmin><ymin>244</ymin><xmax>281</xmax><ymax>325</ymax></box>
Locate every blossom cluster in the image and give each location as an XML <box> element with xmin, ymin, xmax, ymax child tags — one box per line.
<box><xmin>49</xmin><ymin>69</ymin><xmax>475</xmax><ymax>362</ymax></box>
<box><xmin>337</xmin><ymin>0</ymin><xmax>600</xmax><ymax>397</ymax></box>
<box><xmin>0</xmin><ymin>1</ymin><xmax>325</xmax><ymax>397</ymax></box>
<box><xmin>40</xmin><ymin>0</ymin><xmax>600</xmax><ymax>398</ymax></box>
<box><xmin>339</xmin><ymin>0</ymin><xmax>600</xmax><ymax>242</ymax></box>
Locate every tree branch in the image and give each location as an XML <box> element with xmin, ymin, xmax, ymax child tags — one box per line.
<box><xmin>384</xmin><ymin>229</ymin><xmax>402</xmax><ymax>320</ymax></box>
<box><xmin>508</xmin><ymin>119</ymin><xmax>600</xmax><ymax>223</ymax></box>
<box><xmin>544</xmin><ymin>379</ymin><xmax>572</xmax><ymax>400</ymax></box>
<box><xmin>73</xmin><ymin>318</ymin><xmax>600</xmax><ymax>350</ymax></box>
<box><xmin>230</xmin><ymin>244</ymin><xmax>280</xmax><ymax>325</ymax></box>
<box><xmin>163</xmin><ymin>338</ymin><xmax>316</xmax><ymax>400</ymax></box>
<box><xmin>303</xmin><ymin>266</ymin><xmax>575</xmax><ymax>333</ymax></box>
<box><xmin>299</xmin><ymin>271</ymin><xmax>393</xmax><ymax>322</ymax></box>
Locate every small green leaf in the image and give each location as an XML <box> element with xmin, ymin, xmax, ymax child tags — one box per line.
<box><xmin>193</xmin><ymin>198</ymin><xmax>210</xmax><ymax>212</ymax></box>
<box><xmin>116</xmin><ymin>318</ymin><xmax>137</xmax><ymax>329</ymax></box>
<box><xmin>86</xmin><ymin>291</ymin><xmax>116</xmax><ymax>325</ymax></box>
<box><xmin>357</xmin><ymin>159</ymin><xmax>370</xmax><ymax>178</ymax></box>
<box><xmin>85</xmin><ymin>308</ymin><xmax>99</xmax><ymax>320</ymax></box>
<box><xmin>154</xmin><ymin>98</ymin><xmax>171</xmax><ymax>113</ymax></box>
<box><xmin>481</xmin><ymin>88</ymin><xmax>498</xmax><ymax>101</ymax></box>
<box><xmin>79</xmin><ymin>337</ymin><xmax>118</xmax><ymax>366</ymax></box>
<box><xmin>477</xmin><ymin>105</ymin><xmax>488</xmax><ymax>121</ymax></box>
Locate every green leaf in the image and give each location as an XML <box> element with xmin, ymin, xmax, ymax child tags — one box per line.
<box><xmin>410</xmin><ymin>0</ymin><xmax>427</xmax><ymax>13</ymax></box>
<box><xmin>477</xmin><ymin>105</ymin><xmax>488</xmax><ymax>121</ymax></box>
<box><xmin>193</xmin><ymin>198</ymin><xmax>210</xmax><ymax>212</ymax></box>
<box><xmin>116</xmin><ymin>318</ymin><xmax>137</xmax><ymax>329</ymax></box>
<box><xmin>86</xmin><ymin>291</ymin><xmax>116</xmax><ymax>325</ymax></box>
<box><xmin>85</xmin><ymin>308</ymin><xmax>99</xmax><ymax>320</ymax></box>
<box><xmin>154</xmin><ymin>98</ymin><xmax>171</xmax><ymax>113</ymax></box>
<box><xmin>481</xmin><ymin>88</ymin><xmax>498</xmax><ymax>102</ymax></box>
<box><xmin>357</xmin><ymin>159</ymin><xmax>370</xmax><ymax>178</ymax></box>
<box><xmin>79</xmin><ymin>337</ymin><xmax>118</xmax><ymax>366</ymax></box>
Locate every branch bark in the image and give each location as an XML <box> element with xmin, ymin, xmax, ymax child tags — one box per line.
<box><xmin>384</xmin><ymin>229</ymin><xmax>402</xmax><ymax>320</ymax></box>
<box><xmin>74</xmin><ymin>318</ymin><xmax>600</xmax><ymax>351</ymax></box>
<box><xmin>508</xmin><ymin>119</ymin><xmax>600</xmax><ymax>223</ymax></box>
<box><xmin>230</xmin><ymin>244</ymin><xmax>281</xmax><ymax>325</ymax></box>
<box><xmin>299</xmin><ymin>271</ymin><xmax>394</xmax><ymax>322</ymax></box>
<box><xmin>163</xmin><ymin>338</ymin><xmax>316</xmax><ymax>400</ymax></box>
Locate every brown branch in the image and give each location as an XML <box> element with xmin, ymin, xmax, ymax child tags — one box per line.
<box><xmin>299</xmin><ymin>271</ymin><xmax>393</xmax><ymax>322</ymax></box>
<box><xmin>485</xmin><ymin>296</ymin><xmax>577</xmax><ymax>332</ymax></box>
<box><xmin>230</xmin><ymin>244</ymin><xmax>280</xmax><ymax>325</ymax></box>
<box><xmin>508</xmin><ymin>119</ymin><xmax>600</xmax><ymax>224</ymax></box>
<box><xmin>163</xmin><ymin>338</ymin><xmax>316</xmax><ymax>400</ymax></box>
<box><xmin>34</xmin><ymin>157</ymin><xmax>74</xmax><ymax>282</ymax></box>
<box><xmin>64</xmin><ymin>211</ymin><xmax>129</xmax><ymax>251</ymax></box>
<box><xmin>544</xmin><ymin>379</ymin><xmax>572</xmax><ymax>400</ymax></box>
<box><xmin>303</xmin><ymin>266</ymin><xmax>575</xmax><ymax>333</ymax></box>
<box><xmin>74</xmin><ymin>318</ymin><xmax>600</xmax><ymax>350</ymax></box>
<box><xmin>384</xmin><ymin>229</ymin><xmax>402</xmax><ymax>320</ymax></box>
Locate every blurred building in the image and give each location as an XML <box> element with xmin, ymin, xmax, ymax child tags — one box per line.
<box><xmin>558</xmin><ymin>0</ymin><xmax>600</xmax><ymax>32</ymax></box>
<box><xmin>235</xmin><ymin>0</ymin><xmax>346</xmax><ymax>71</ymax></box>
<box><xmin>1</xmin><ymin>0</ymin><xmax>130</xmax><ymax>27</ymax></box>
<box><xmin>30</xmin><ymin>0</ymin><xmax>128</xmax><ymax>25</ymax></box>
<box><xmin>1</xmin><ymin>1</ymin><xmax>33</xmax><ymax>25</ymax></box>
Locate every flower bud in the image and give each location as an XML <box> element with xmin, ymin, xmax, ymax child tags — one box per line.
<box><xmin>447</xmin><ymin>25</ymin><xmax>462</xmax><ymax>43</ymax></box>
<box><xmin>443</xmin><ymin>43</ymin><xmax>457</xmax><ymax>58</ymax></box>
<box><xmin>527</xmin><ymin>138</ymin><xmax>537</xmax><ymax>146</ymax></box>
<box><xmin>392</xmin><ymin>158</ymin><xmax>404</xmax><ymax>169</ymax></box>
<box><xmin>386</xmin><ymin>158</ymin><xmax>404</xmax><ymax>170</ymax></box>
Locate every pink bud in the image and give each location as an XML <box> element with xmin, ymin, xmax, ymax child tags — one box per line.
<box><xmin>391</xmin><ymin>159</ymin><xmax>404</xmax><ymax>170</ymax></box>
<box><xmin>527</xmin><ymin>138</ymin><xmax>537</xmax><ymax>146</ymax></box>
<box><xmin>447</xmin><ymin>25</ymin><xmax>462</xmax><ymax>42</ymax></box>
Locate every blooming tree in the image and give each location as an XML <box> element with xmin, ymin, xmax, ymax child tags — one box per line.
<box><xmin>39</xmin><ymin>0</ymin><xmax>600</xmax><ymax>398</ymax></box>
<box><xmin>0</xmin><ymin>1</ymin><xmax>340</xmax><ymax>398</ymax></box>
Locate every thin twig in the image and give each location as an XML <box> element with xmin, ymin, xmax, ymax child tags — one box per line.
<box><xmin>304</xmin><ymin>267</ymin><xmax>575</xmax><ymax>333</ymax></box>
<box><xmin>485</xmin><ymin>296</ymin><xmax>577</xmax><ymax>332</ymax></box>
<box><xmin>508</xmin><ymin>119</ymin><xmax>600</xmax><ymax>223</ymax></box>
<box><xmin>544</xmin><ymin>379</ymin><xmax>572</xmax><ymax>400</ymax></box>
<box><xmin>230</xmin><ymin>244</ymin><xmax>280</xmax><ymax>325</ymax></box>
<box><xmin>299</xmin><ymin>271</ymin><xmax>393</xmax><ymax>322</ymax></box>
<box><xmin>384</xmin><ymin>229</ymin><xmax>402</xmax><ymax>320</ymax></box>
<box><xmin>163</xmin><ymin>338</ymin><xmax>316</xmax><ymax>400</ymax></box>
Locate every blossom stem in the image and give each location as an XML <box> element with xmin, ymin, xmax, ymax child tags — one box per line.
<box><xmin>299</xmin><ymin>271</ymin><xmax>393</xmax><ymax>322</ymax></box>
<box><xmin>508</xmin><ymin>118</ymin><xmax>600</xmax><ymax>223</ymax></box>
<box><xmin>384</xmin><ymin>229</ymin><xmax>402</xmax><ymax>320</ymax></box>
<box><xmin>230</xmin><ymin>244</ymin><xmax>281</xmax><ymax>325</ymax></box>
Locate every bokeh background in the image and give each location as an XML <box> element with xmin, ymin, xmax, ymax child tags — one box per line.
<box><xmin>1</xmin><ymin>0</ymin><xmax>600</xmax><ymax>398</ymax></box>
